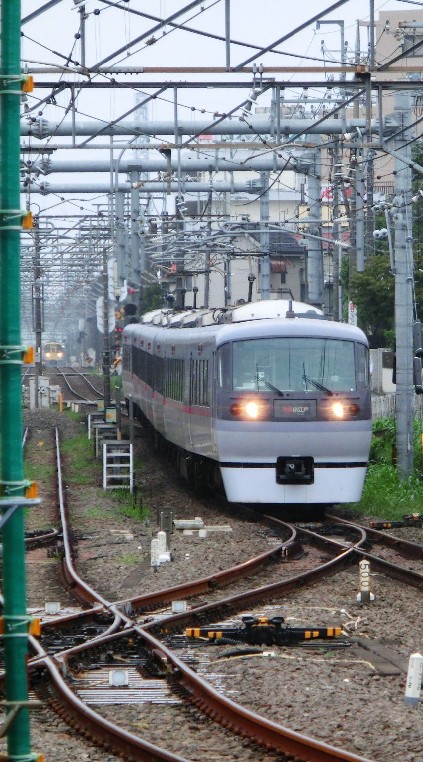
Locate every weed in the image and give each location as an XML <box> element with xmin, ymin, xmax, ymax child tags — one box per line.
<box><xmin>61</xmin><ymin>434</ymin><xmax>98</xmax><ymax>483</ymax></box>
<box><xmin>112</xmin><ymin>489</ymin><xmax>149</xmax><ymax>521</ymax></box>
<box><xmin>25</xmin><ymin>462</ymin><xmax>55</xmax><ymax>481</ymax></box>
<box><xmin>119</xmin><ymin>553</ymin><xmax>141</xmax><ymax>566</ymax></box>
<box><xmin>85</xmin><ymin>506</ymin><xmax>110</xmax><ymax>519</ymax></box>
<box><xmin>349</xmin><ymin>417</ymin><xmax>423</xmax><ymax>520</ymax></box>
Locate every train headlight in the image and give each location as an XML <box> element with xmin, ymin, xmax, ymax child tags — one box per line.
<box><xmin>58</xmin><ymin>352</ymin><xmax>63</xmax><ymax>358</ymax></box>
<box><xmin>332</xmin><ymin>401</ymin><xmax>345</xmax><ymax>418</ymax></box>
<box><xmin>45</xmin><ymin>352</ymin><xmax>51</xmax><ymax>358</ymax></box>
<box><xmin>245</xmin><ymin>401</ymin><xmax>260</xmax><ymax>419</ymax></box>
<box><xmin>329</xmin><ymin>401</ymin><xmax>360</xmax><ymax>419</ymax></box>
<box><xmin>229</xmin><ymin>399</ymin><xmax>264</xmax><ymax>420</ymax></box>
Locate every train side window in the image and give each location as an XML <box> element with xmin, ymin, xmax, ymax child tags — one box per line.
<box><xmin>190</xmin><ymin>359</ymin><xmax>209</xmax><ymax>406</ymax></box>
<box><xmin>165</xmin><ymin>357</ymin><xmax>184</xmax><ymax>401</ymax></box>
<box><xmin>154</xmin><ymin>355</ymin><xmax>165</xmax><ymax>395</ymax></box>
<box><xmin>123</xmin><ymin>343</ymin><xmax>131</xmax><ymax>372</ymax></box>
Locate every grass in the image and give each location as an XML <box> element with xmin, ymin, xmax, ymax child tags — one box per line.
<box><xmin>118</xmin><ymin>552</ymin><xmax>141</xmax><ymax>566</ymax></box>
<box><xmin>85</xmin><ymin>506</ymin><xmax>111</xmax><ymax>519</ymax></box>
<box><xmin>62</xmin><ymin>409</ymin><xmax>84</xmax><ymax>421</ymax></box>
<box><xmin>25</xmin><ymin>462</ymin><xmax>56</xmax><ymax>482</ymax></box>
<box><xmin>348</xmin><ymin>417</ymin><xmax>423</xmax><ymax>520</ymax></box>
<box><xmin>112</xmin><ymin>488</ymin><xmax>149</xmax><ymax>521</ymax></box>
<box><xmin>61</xmin><ymin>434</ymin><xmax>96</xmax><ymax>484</ymax></box>
<box><xmin>60</xmin><ymin>429</ymin><xmax>149</xmax><ymax>521</ymax></box>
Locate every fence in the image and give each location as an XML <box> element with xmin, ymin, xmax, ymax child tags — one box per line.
<box><xmin>372</xmin><ymin>394</ymin><xmax>423</xmax><ymax>420</ymax></box>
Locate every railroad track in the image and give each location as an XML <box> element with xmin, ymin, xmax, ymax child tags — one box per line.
<box><xmin>23</xmin><ymin>366</ymin><xmax>104</xmax><ymax>403</ymax></box>
<box><xmin>4</xmin><ymin>417</ymin><xmax>423</xmax><ymax>761</ymax></box>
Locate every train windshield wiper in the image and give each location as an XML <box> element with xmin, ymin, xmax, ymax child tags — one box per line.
<box><xmin>261</xmin><ymin>378</ymin><xmax>285</xmax><ymax>397</ymax></box>
<box><xmin>302</xmin><ymin>371</ymin><xmax>333</xmax><ymax>396</ymax></box>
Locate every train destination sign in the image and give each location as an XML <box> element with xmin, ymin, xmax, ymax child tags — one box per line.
<box><xmin>273</xmin><ymin>400</ymin><xmax>317</xmax><ymax>420</ymax></box>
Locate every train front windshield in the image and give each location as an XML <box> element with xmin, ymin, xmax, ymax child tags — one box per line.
<box><xmin>218</xmin><ymin>337</ymin><xmax>368</xmax><ymax>393</ymax></box>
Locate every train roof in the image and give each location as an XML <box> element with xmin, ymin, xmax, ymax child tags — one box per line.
<box><xmin>223</xmin><ymin>299</ymin><xmax>324</xmax><ymax>323</ymax></box>
<box><xmin>123</xmin><ymin>300</ymin><xmax>368</xmax><ymax>347</ymax></box>
<box><xmin>216</xmin><ymin>316</ymin><xmax>368</xmax><ymax>344</ymax></box>
<box><xmin>135</xmin><ymin>299</ymin><xmax>324</xmax><ymax>329</ymax></box>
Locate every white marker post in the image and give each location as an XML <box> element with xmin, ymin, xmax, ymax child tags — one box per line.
<box><xmin>157</xmin><ymin>530</ymin><xmax>171</xmax><ymax>563</ymax></box>
<box><xmin>357</xmin><ymin>558</ymin><xmax>375</xmax><ymax>603</ymax></box>
<box><xmin>150</xmin><ymin>537</ymin><xmax>160</xmax><ymax>570</ymax></box>
<box><xmin>404</xmin><ymin>653</ymin><xmax>423</xmax><ymax>707</ymax></box>
<box><xmin>157</xmin><ymin>530</ymin><xmax>168</xmax><ymax>554</ymax></box>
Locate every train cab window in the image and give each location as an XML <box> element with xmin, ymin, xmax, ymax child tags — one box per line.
<box><xmin>226</xmin><ymin>337</ymin><xmax>358</xmax><ymax>393</ymax></box>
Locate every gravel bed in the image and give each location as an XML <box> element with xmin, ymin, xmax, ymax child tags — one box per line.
<box><xmin>181</xmin><ymin>568</ymin><xmax>423</xmax><ymax>762</ymax></box>
<box><xmin>2</xmin><ymin>408</ymin><xmax>423</xmax><ymax>762</ymax></box>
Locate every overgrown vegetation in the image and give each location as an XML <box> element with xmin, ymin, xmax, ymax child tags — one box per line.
<box><xmin>25</xmin><ymin>461</ymin><xmax>56</xmax><ymax>482</ymax></box>
<box><xmin>62</xmin><ymin>428</ymin><xmax>148</xmax><ymax>521</ymax></box>
<box><xmin>349</xmin><ymin>417</ymin><xmax>423</xmax><ymax>519</ymax></box>
<box><xmin>61</xmin><ymin>434</ymin><xmax>97</xmax><ymax>484</ymax></box>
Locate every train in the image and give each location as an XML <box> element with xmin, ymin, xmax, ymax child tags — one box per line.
<box><xmin>43</xmin><ymin>341</ymin><xmax>66</xmax><ymax>366</ymax></box>
<box><xmin>122</xmin><ymin>299</ymin><xmax>372</xmax><ymax>508</ymax></box>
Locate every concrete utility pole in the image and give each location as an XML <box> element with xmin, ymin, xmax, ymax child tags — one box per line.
<box><xmin>260</xmin><ymin>172</ymin><xmax>270</xmax><ymax>300</ymax></box>
<box><xmin>393</xmin><ymin>89</ymin><xmax>414</xmax><ymax>478</ymax></box>
<box><xmin>307</xmin><ymin>142</ymin><xmax>324</xmax><ymax>308</ymax></box>
<box><xmin>102</xmin><ymin>248</ymin><xmax>112</xmax><ymax>410</ymax></box>
<box><xmin>32</xmin><ymin>218</ymin><xmax>43</xmax><ymax>407</ymax></box>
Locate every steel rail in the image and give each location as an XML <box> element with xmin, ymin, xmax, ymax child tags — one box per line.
<box><xmin>328</xmin><ymin>513</ymin><xmax>423</xmax><ymax>560</ymax></box>
<box><xmin>53</xmin><ymin>367</ymin><xmax>92</xmax><ymax>403</ymax></box>
<box><xmin>19</xmin><ymin>432</ymin><xmax>416</xmax><ymax>761</ymax></box>
<box><xmin>31</xmin><ymin>428</ymin><xmax>371</xmax><ymax>761</ymax></box>
<box><xmin>22</xmin><ymin>427</ymin><xmax>59</xmax><ymax>550</ymax></box>
<box><xmin>24</xmin><ymin>456</ymin><xmax>423</xmax><ymax>762</ymax></box>
<box><xmin>27</xmin><ymin>637</ymin><xmax>190</xmax><ymax>762</ymax></box>
<box><xmin>25</xmin><ymin>527</ymin><xmax>59</xmax><ymax>551</ymax></box>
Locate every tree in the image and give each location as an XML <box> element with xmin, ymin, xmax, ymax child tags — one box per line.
<box><xmin>139</xmin><ymin>284</ymin><xmax>163</xmax><ymax>315</ymax></box>
<box><xmin>349</xmin><ymin>254</ymin><xmax>395</xmax><ymax>347</ymax></box>
<box><xmin>345</xmin><ymin>143</ymin><xmax>423</xmax><ymax>347</ymax></box>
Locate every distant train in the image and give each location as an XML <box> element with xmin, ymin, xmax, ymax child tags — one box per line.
<box><xmin>43</xmin><ymin>341</ymin><xmax>66</xmax><ymax>366</ymax></box>
<box><xmin>122</xmin><ymin>300</ymin><xmax>372</xmax><ymax>509</ymax></box>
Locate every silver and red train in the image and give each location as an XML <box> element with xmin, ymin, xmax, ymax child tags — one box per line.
<box><xmin>122</xmin><ymin>300</ymin><xmax>372</xmax><ymax>508</ymax></box>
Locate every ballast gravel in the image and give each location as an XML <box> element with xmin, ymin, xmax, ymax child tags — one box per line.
<box><xmin>4</xmin><ymin>407</ymin><xmax>423</xmax><ymax>762</ymax></box>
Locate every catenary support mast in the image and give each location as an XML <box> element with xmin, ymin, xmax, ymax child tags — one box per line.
<box><xmin>0</xmin><ymin>0</ymin><xmax>34</xmax><ymax>759</ymax></box>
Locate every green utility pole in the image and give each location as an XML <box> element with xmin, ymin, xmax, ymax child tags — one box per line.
<box><xmin>0</xmin><ymin>1</ymin><xmax>36</xmax><ymax>760</ymax></box>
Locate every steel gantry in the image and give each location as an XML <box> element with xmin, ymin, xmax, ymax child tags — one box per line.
<box><xmin>17</xmin><ymin>0</ymin><xmax>423</xmax><ymax>483</ymax></box>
